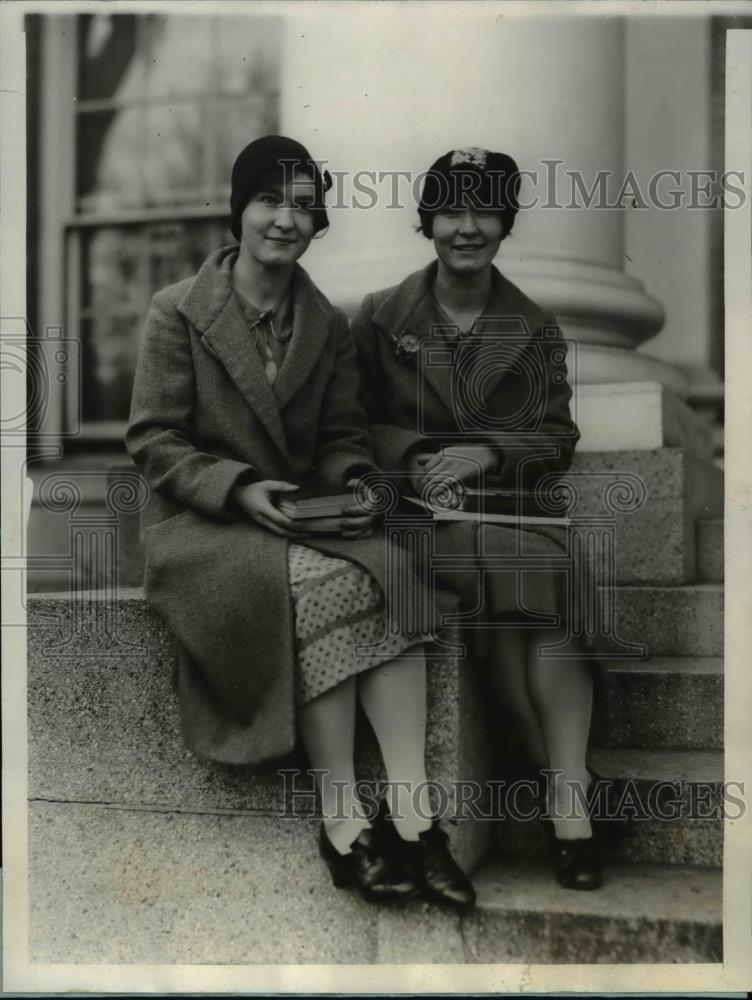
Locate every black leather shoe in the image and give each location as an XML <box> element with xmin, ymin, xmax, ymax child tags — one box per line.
<box><xmin>551</xmin><ymin>834</ymin><xmax>603</xmax><ymax>891</ymax></box>
<box><xmin>374</xmin><ymin>803</ymin><xmax>475</xmax><ymax>910</ymax></box>
<box><xmin>318</xmin><ymin>825</ymin><xmax>417</xmax><ymax>901</ymax></box>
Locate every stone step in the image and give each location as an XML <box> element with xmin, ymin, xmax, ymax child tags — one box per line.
<box><xmin>28</xmin><ymin>800</ymin><xmax>721</xmax><ymax>965</ymax></box>
<box><xmin>27</xmin><ymin>586</ymin><xmax>723</xmax><ymax>821</ymax></box>
<box><xmin>564</xmin><ymin>448</ymin><xmax>721</xmax><ymax>585</ymax></box>
<box><xmin>459</xmin><ymin>859</ymin><xmax>721</xmax><ymax>964</ymax></box>
<box><xmin>26</xmin><ymin>590</ymin><xmax>493</xmax><ymax>873</ymax></box>
<box><xmin>493</xmin><ymin>748</ymin><xmax>724</xmax><ymax>868</ymax></box>
<box><xmin>608</xmin><ymin>584</ymin><xmax>723</xmax><ymax>657</ymax></box>
<box><xmin>592</xmin><ymin>657</ymin><xmax>723</xmax><ymax>750</ymax></box>
<box><xmin>591</xmin><ymin>747</ymin><xmax>726</xmax><ymax>868</ymax></box>
<box><xmin>696</xmin><ymin>518</ymin><xmax>723</xmax><ymax>583</ymax></box>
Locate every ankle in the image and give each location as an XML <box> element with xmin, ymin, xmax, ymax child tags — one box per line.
<box><xmin>550</xmin><ymin>815</ymin><xmax>593</xmax><ymax>841</ymax></box>
<box><xmin>323</xmin><ymin>817</ymin><xmax>370</xmax><ymax>855</ymax></box>
<box><xmin>385</xmin><ymin>782</ymin><xmax>433</xmax><ymax>841</ymax></box>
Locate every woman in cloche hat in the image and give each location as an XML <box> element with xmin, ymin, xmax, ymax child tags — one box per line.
<box><xmin>353</xmin><ymin>146</ymin><xmax>619</xmax><ymax>891</ymax></box>
<box><xmin>127</xmin><ymin>135</ymin><xmax>474</xmax><ymax>910</ymax></box>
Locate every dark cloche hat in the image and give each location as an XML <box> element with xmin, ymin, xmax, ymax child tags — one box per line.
<box><xmin>418</xmin><ymin>147</ymin><xmax>521</xmax><ymax>234</ymax></box>
<box><xmin>229</xmin><ymin>134</ymin><xmax>333</xmax><ymax>239</ymax></box>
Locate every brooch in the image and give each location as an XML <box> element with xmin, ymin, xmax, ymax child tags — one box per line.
<box><xmin>391</xmin><ymin>331</ymin><xmax>421</xmax><ymax>363</ymax></box>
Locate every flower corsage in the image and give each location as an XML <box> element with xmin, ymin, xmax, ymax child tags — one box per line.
<box><xmin>391</xmin><ymin>330</ymin><xmax>421</xmax><ymax>363</ymax></box>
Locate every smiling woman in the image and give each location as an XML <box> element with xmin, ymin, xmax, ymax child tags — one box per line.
<box><xmin>353</xmin><ymin>146</ymin><xmax>612</xmax><ymax>893</ymax></box>
<box><xmin>125</xmin><ymin>134</ymin><xmax>474</xmax><ymax>910</ymax></box>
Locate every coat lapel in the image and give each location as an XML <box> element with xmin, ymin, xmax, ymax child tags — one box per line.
<box><xmin>406</xmin><ymin>293</ymin><xmax>458</xmax><ymax>408</ymax></box>
<box><xmin>370</xmin><ymin>262</ymin><xmax>455</xmax><ymax>409</ymax></box>
<box><xmin>177</xmin><ymin>246</ymin><xmax>291</xmax><ymax>461</ymax></box>
<box><xmin>272</xmin><ymin>267</ymin><xmax>334</xmax><ymax>410</ymax></box>
<box><xmin>463</xmin><ymin>270</ymin><xmax>534</xmax><ymax>404</ymax></box>
<box><xmin>370</xmin><ymin>261</ymin><xmax>538</xmax><ymax>418</ymax></box>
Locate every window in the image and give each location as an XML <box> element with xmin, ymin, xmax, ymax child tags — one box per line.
<box><xmin>49</xmin><ymin>13</ymin><xmax>282</xmax><ymax>434</ymax></box>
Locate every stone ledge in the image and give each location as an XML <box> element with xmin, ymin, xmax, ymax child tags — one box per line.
<box><xmin>27</xmin><ymin>592</ymin><xmax>492</xmax><ymax>873</ymax></box>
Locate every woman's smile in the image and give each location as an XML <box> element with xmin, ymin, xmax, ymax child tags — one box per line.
<box><xmin>432</xmin><ymin>207</ymin><xmax>504</xmax><ymax>277</ymax></box>
<box><xmin>238</xmin><ymin>169</ymin><xmax>317</xmax><ymax>269</ymax></box>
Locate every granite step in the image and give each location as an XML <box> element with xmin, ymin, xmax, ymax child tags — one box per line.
<box><xmin>608</xmin><ymin>584</ymin><xmax>723</xmax><ymax>657</ymax></box>
<box><xmin>493</xmin><ymin>748</ymin><xmax>725</xmax><ymax>868</ymax></box>
<box><xmin>563</xmin><ymin>448</ymin><xmax>722</xmax><ymax>585</ymax></box>
<box><xmin>27</xmin><ymin>800</ymin><xmax>722</xmax><ymax>966</ymax></box>
<box><xmin>696</xmin><ymin>518</ymin><xmax>723</xmax><ymax>583</ymax></box>
<box><xmin>591</xmin><ymin>656</ymin><xmax>723</xmax><ymax>750</ymax></box>
<box><xmin>457</xmin><ymin>858</ymin><xmax>722</xmax><ymax>964</ymax></box>
<box><xmin>27</xmin><ymin>587</ymin><xmax>723</xmax><ymax>814</ymax></box>
<box><xmin>387</xmin><ymin>859</ymin><xmax>723</xmax><ymax>964</ymax></box>
<box><xmin>26</xmin><ymin>590</ymin><xmax>493</xmax><ymax>872</ymax></box>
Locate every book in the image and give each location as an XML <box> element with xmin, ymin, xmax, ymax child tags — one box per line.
<box><xmin>451</xmin><ymin>487</ymin><xmax>570</xmax><ymax>519</ymax></box>
<box><xmin>277</xmin><ymin>483</ymin><xmax>355</xmax><ymax>520</ymax></box>
<box><xmin>401</xmin><ymin>492</ymin><xmax>570</xmax><ymax>526</ymax></box>
<box><xmin>291</xmin><ymin>515</ymin><xmax>351</xmax><ymax>534</ymax></box>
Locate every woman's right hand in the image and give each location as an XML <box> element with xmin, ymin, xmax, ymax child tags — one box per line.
<box><xmin>407</xmin><ymin>451</ymin><xmax>436</xmax><ymax>492</ymax></box>
<box><xmin>230</xmin><ymin>480</ymin><xmax>308</xmax><ymax>538</ymax></box>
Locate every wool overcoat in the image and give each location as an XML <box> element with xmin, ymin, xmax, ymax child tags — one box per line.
<box><xmin>126</xmin><ymin>245</ymin><xmax>436</xmax><ymax>767</ymax></box>
<box><xmin>351</xmin><ymin>260</ymin><xmax>581</xmax><ymax>629</ymax></box>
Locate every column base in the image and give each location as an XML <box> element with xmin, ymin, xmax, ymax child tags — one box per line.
<box><xmin>572</xmin><ymin>344</ymin><xmax>690</xmax><ymax>397</ymax></box>
<box><xmin>573</xmin><ymin>381</ymin><xmax>714</xmax><ymax>459</ymax></box>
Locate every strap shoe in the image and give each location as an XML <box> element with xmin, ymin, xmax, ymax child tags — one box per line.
<box><xmin>318</xmin><ymin>824</ymin><xmax>418</xmax><ymax>901</ymax></box>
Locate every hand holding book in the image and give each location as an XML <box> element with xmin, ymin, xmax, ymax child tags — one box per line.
<box><xmin>229</xmin><ymin>479</ymin><xmax>310</xmax><ymax>538</ymax></box>
<box><xmin>274</xmin><ymin>478</ymin><xmax>375</xmax><ymax>539</ymax></box>
<box><xmin>414</xmin><ymin>444</ymin><xmax>499</xmax><ymax>491</ymax></box>
<box><xmin>404</xmin><ymin>482</ymin><xmax>571</xmax><ymax>526</ymax></box>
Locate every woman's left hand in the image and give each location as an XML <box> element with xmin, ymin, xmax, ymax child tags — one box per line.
<box><xmin>418</xmin><ymin>444</ymin><xmax>498</xmax><ymax>487</ymax></box>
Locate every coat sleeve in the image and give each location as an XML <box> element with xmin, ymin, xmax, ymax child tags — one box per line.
<box><xmin>314</xmin><ymin>309</ymin><xmax>380</xmax><ymax>488</ymax></box>
<box><xmin>126</xmin><ymin>289</ymin><xmax>259</xmax><ymax>522</ymax></box>
<box><xmin>351</xmin><ymin>294</ymin><xmax>439</xmax><ymax>472</ymax></box>
<box><xmin>489</xmin><ymin>316</ymin><xmax>580</xmax><ymax>489</ymax></box>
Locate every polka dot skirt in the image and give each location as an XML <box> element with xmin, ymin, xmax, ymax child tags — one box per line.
<box><xmin>288</xmin><ymin>544</ymin><xmax>421</xmax><ymax>705</ymax></box>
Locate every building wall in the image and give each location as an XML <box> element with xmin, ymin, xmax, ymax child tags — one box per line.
<box><xmin>26</xmin><ymin>9</ymin><xmax>732</xmax><ymax>457</ymax></box>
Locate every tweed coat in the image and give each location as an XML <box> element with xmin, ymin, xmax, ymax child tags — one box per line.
<box><xmin>351</xmin><ymin>260</ymin><xmax>581</xmax><ymax>630</ymax></box>
<box><xmin>126</xmin><ymin>245</ymin><xmax>435</xmax><ymax>767</ymax></box>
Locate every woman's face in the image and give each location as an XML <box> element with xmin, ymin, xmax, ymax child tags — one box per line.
<box><xmin>239</xmin><ymin>167</ymin><xmax>317</xmax><ymax>268</ymax></box>
<box><xmin>431</xmin><ymin>206</ymin><xmax>504</xmax><ymax>278</ymax></box>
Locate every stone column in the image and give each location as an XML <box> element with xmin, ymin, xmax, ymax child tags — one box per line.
<box><xmin>280</xmin><ymin>8</ymin><xmax>709</xmax><ymax>451</ymax></box>
<box><xmin>624</xmin><ymin>16</ymin><xmax>723</xmax><ymax>404</ymax></box>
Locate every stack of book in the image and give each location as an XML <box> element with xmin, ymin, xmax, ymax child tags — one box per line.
<box><xmin>277</xmin><ymin>483</ymin><xmax>356</xmax><ymax>533</ymax></box>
